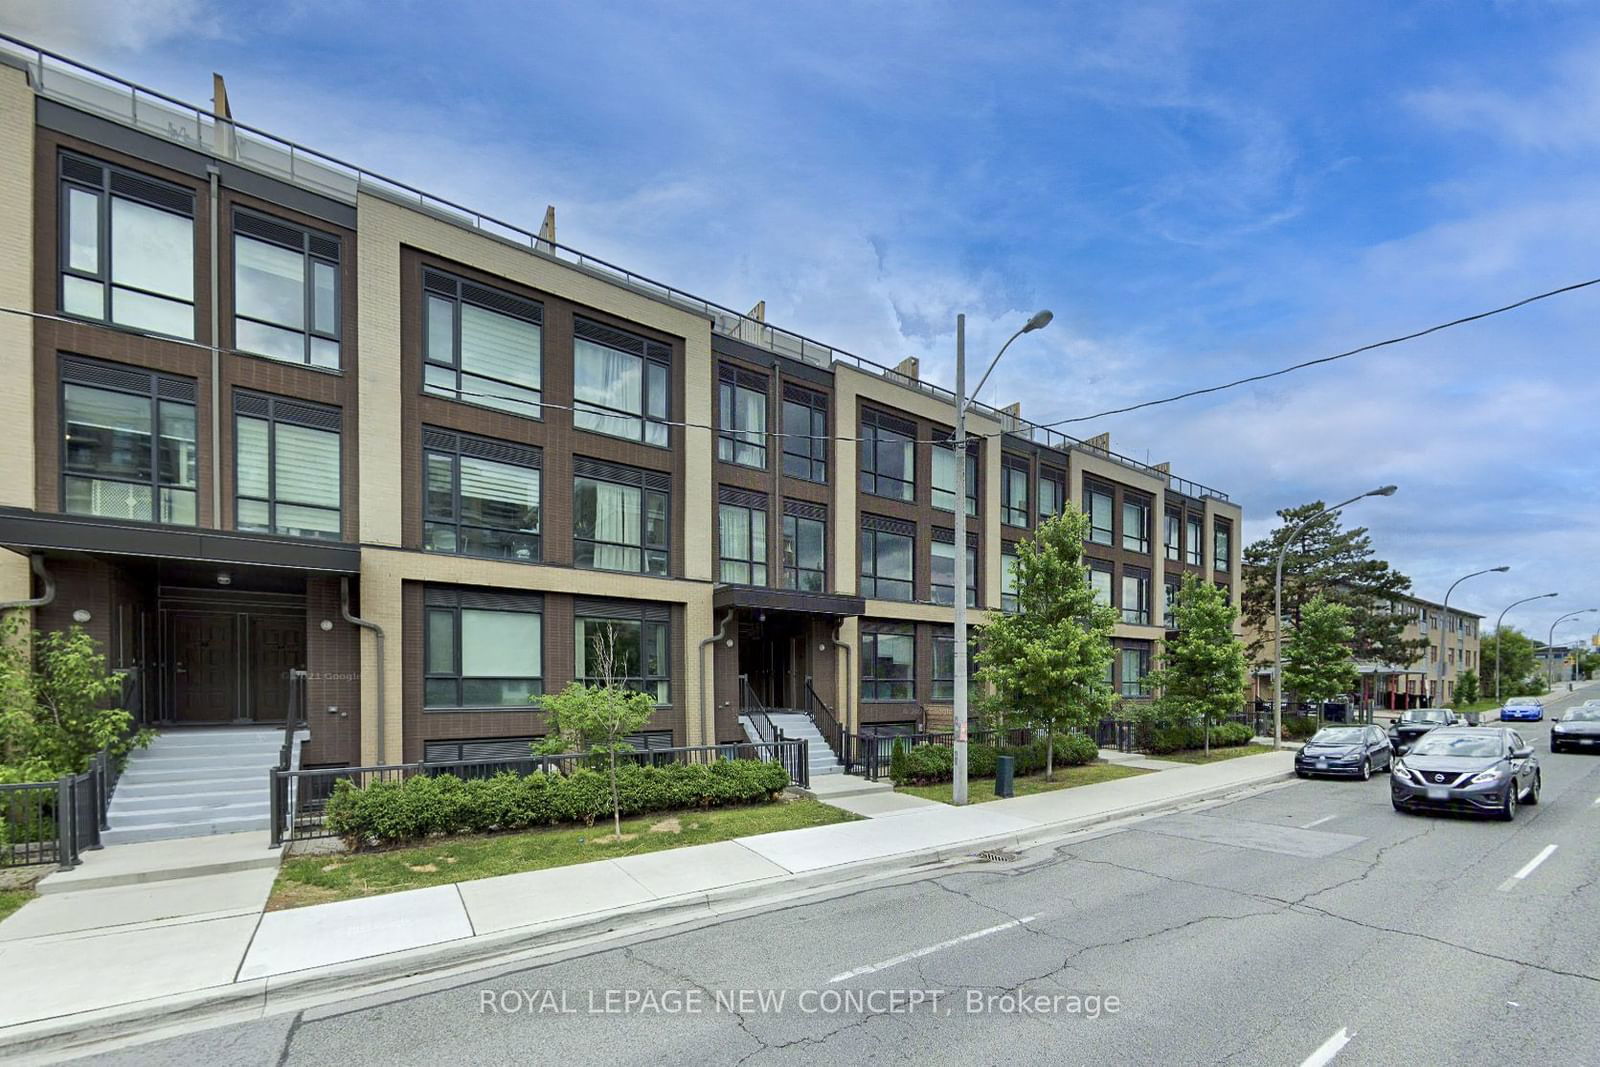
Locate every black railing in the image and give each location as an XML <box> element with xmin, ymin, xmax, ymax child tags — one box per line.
<box><xmin>845</xmin><ymin>727</ymin><xmax>1035</xmax><ymax>781</ymax></box>
<box><xmin>1</xmin><ymin>747</ymin><xmax>116</xmax><ymax>870</ymax></box>
<box><xmin>803</xmin><ymin>679</ymin><xmax>846</xmax><ymax>763</ymax></box>
<box><xmin>271</xmin><ymin>739</ymin><xmax>811</xmax><ymax>844</ymax></box>
<box><xmin>738</xmin><ymin>674</ymin><xmax>777</xmax><ymax>744</ymax></box>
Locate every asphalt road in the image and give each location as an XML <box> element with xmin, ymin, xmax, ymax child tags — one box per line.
<box><xmin>75</xmin><ymin>682</ymin><xmax>1600</xmax><ymax>1067</ymax></box>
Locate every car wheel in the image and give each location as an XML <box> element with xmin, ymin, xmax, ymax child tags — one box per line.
<box><xmin>1360</xmin><ymin>758</ymin><xmax>1371</xmax><ymax>781</ymax></box>
<box><xmin>1526</xmin><ymin>772</ymin><xmax>1541</xmax><ymax>805</ymax></box>
<box><xmin>1391</xmin><ymin>799</ymin><xmax>1408</xmax><ymax>813</ymax></box>
<box><xmin>1500</xmin><ymin>786</ymin><xmax>1518</xmax><ymax>821</ymax></box>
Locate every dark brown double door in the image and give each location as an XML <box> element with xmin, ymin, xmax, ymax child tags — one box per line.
<box><xmin>168</xmin><ymin>612</ymin><xmax>304</xmax><ymax>723</ymax></box>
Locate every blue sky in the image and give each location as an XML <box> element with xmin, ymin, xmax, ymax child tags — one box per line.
<box><xmin>7</xmin><ymin>0</ymin><xmax>1598</xmax><ymax>642</ymax></box>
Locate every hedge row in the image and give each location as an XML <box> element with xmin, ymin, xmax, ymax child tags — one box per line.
<box><xmin>890</xmin><ymin>733</ymin><xmax>1100</xmax><ymax>786</ymax></box>
<box><xmin>1140</xmin><ymin>720</ymin><xmax>1255</xmax><ymax>755</ymax></box>
<box><xmin>324</xmin><ymin>759</ymin><xmax>789</xmax><ymax>848</ymax></box>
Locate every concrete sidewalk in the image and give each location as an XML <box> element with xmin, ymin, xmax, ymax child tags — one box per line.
<box><xmin>0</xmin><ymin>748</ymin><xmax>1296</xmax><ymax>1054</ymax></box>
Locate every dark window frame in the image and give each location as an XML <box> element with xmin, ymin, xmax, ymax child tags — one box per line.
<box><xmin>232</xmin><ymin>207</ymin><xmax>342</xmax><ymax>369</ymax></box>
<box><xmin>931</xmin><ymin>628</ymin><xmax>979</xmax><ymax>702</ymax></box>
<box><xmin>572</xmin><ymin>459</ymin><xmax>670</xmax><ymax>576</ymax></box>
<box><xmin>859</xmin><ymin>520</ymin><xmax>914</xmax><ymax>602</ymax></box>
<box><xmin>1085</xmin><ymin>480</ymin><xmax>1115</xmax><ymax>545</ymax></box>
<box><xmin>780</xmin><ymin>386</ymin><xmax>828</xmax><ymax>482</ymax></box>
<box><xmin>931</xmin><ymin>435</ymin><xmax>979</xmax><ymax>516</ymax></box>
<box><xmin>1088</xmin><ymin>558</ymin><xmax>1115</xmax><ymax>609</ymax></box>
<box><xmin>422</xmin><ymin>267</ymin><xmax>544</xmax><ymax>420</ymax></box>
<box><xmin>1164</xmin><ymin>507</ymin><xmax>1182</xmax><ymax>562</ymax></box>
<box><xmin>1185</xmin><ymin>512</ymin><xmax>1204</xmax><ymax>566</ymax></box>
<box><xmin>1038</xmin><ymin>466</ymin><xmax>1066</xmax><ymax>522</ymax></box>
<box><xmin>573</xmin><ymin>606</ymin><xmax>671</xmax><ymax>706</ymax></box>
<box><xmin>930</xmin><ymin>531</ymin><xmax>978</xmax><ymax>608</ymax></box>
<box><xmin>571</xmin><ymin>317</ymin><xmax>671</xmax><ymax>447</ymax></box>
<box><xmin>859</xmin><ymin>408</ymin><xmax>916</xmax><ymax>502</ymax></box>
<box><xmin>717</xmin><ymin>496</ymin><xmax>768</xmax><ymax>586</ymax></box>
<box><xmin>1119</xmin><ymin>645</ymin><xmax>1152</xmax><ymax>699</ymax></box>
<box><xmin>422</xmin><ymin>427</ymin><xmax>542</xmax><ymax>563</ymax></box>
<box><xmin>1213</xmin><ymin>518</ymin><xmax>1233</xmax><ymax>572</ymax></box>
<box><xmin>1122</xmin><ymin>493</ymin><xmax>1151</xmax><ymax>554</ymax></box>
<box><xmin>782</xmin><ymin>510</ymin><xmax>827</xmax><ymax>592</ymax></box>
<box><xmin>423</xmin><ymin>589</ymin><xmax>544</xmax><ymax>710</ymax></box>
<box><xmin>1121</xmin><ymin>566</ymin><xmax>1150</xmax><ymax>625</ymax></box>
<box><xmin>1001</xmin><ymin>543</ymin><xmax>1020</xmax><ymax>613</ymax></box>
<box><xmin>1002</xmin><ymin>456</ymin><xmax>1031</xmax><ymax>528</ymax></box>
<box><xmin>860</xmin><ymin>624</ymin><xmax>916</xmax><ymax>702</ymax></box>
<box><xmin>716</xmin><ymin>365</ymin><xmax>768</xmax><ymax>469</ymax></box>
<box><xmin>233</xmin><ymin>391</ymin><xmax>343</xmax><ymax>541</ymax></box>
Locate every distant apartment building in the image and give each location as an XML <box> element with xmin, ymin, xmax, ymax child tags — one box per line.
<box><xmin>0</xmin><ymin>41</ymin><xmax>1241</xmax><ymax>772</ymax></box>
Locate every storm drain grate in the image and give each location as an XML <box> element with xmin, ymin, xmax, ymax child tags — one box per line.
<box><xmin>977</xmin><ymin>848</ymin><xmax>1019</xmax><ymax>863</ymax></box>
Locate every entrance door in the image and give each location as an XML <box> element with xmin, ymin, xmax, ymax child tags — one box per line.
<box><xmin>170</xmin><ymin>613</ymin><xmax>238</xmax><ymax>722</ymax></box>
<box><xmin>248</xmin><ymin>617</ymin><xmax>306</xmax><ymax>722</ymax></box>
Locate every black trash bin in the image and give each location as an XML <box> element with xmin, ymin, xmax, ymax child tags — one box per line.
<box><xmin>994</xmin><ymin>755</ymin><xmax>1015</xmax><ymax>798</ymax></box>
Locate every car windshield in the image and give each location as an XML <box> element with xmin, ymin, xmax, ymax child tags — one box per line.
<box><xmin>1560</xmin><ymin>708</ymin><xmax>1600</xmax><ymax>722</ymax></box>
<box><xmin>1310</xmin><ymin>728</ymin><xmax>1364</xmax><ymax>744</ymax></box>
<box><xmin>1403</xmin><ymin>710</ymin><xmax>1449</xmax><ymax>724</ymax></box>
<box><xmin>1408</xmin><ymin>733</ymin><xmax>1504</xmax><ymax>758</ymax></box>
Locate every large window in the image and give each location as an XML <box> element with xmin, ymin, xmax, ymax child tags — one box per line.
<box><xmin>424</xmin><ymin>588</ymin><xmax>542</xmax><ymax>708</ymax></box>
<box><xmin>717</xmin><ymin>366</ymin><xmax>767</xmax><ymax>469</ymax></box>
<box><xmin>60</xmin><ymin>357</ymin><xmax>197</xmax><ymax>525</ymax></box>
<box><xmin>423</xmin><ymin>428</ymin><xmax>540</xmax><ymax>561</ymax></box>
<box><xmin>59</xmin><ymin>153</ymin><xmax>195</xmax><ymax>339</ymax></box>
<box><xmin>718</xmin><ymin>495</ymin><xmax>768</xmax><ymax>585</ymax></box>
<box><xmin>1001</xmin><ymin>544</ymin><xmax>1019</xmax><ymax>612</ymax></box>
<box><xmin>1089</xmin><ymin>562</ymin><xmax>1114</xmax><ymax>607</ymax></box>
<box><xmin>1085</xmin><ymin>482</ymin><xmax>1114</xmax><ymax>545</ymax></box>
<box><xmin>782</xmin><ymin>508</ymin><xmax>826</xmax><ymax>592</ymax></box>
<box><xmin>1002</xmin><ymin>457</ymin><xmax>1030</xmax><ymax>527</ymax></box>
<box><xmin>1164</xmin><ymin>508</ymin><xmax>1181</xmax><ymax>561</ymax></box>
<box><xmin>574</xmin><ymin>604</ymin><xmax>670</xmax><ymax>704</ymax></box>
<box><xmin>234</xmin><ymin>392</ymin><xmax>341</xmax><ymax>539</ymax></box>
<box><xmin>1120</xmin><ymin>646</ymin><xmax>1151</xmax><ymax>698</ymax></box>
<box><xmin>1214</xmin><ymin>519</ymin><xmax>1232</xmax><ymax>572</ymax></box>
<box><xmin>859</xmin><ymin>408</ymin><xmax>915</xmax><ymax>501</ymax></box>
<box><xmin>233</xmin><ymin>210</ymin><xmax>340</xmax><ymax>368</ymax></box>
<box><xmin>781</xmin><ymin>386</ymin><xmax>828</xmax><ymax>482</ymax></box>
<box><xmin>1164</xmin><ymin>576</ymin><xmax>1180</xmax><ymax>628</ymax></box>
<box><xmin>861</xmin><ymin>625</ymin><xmax>914</xmax><ymax>701</ymax></box>
<box><xmin>932</xmin><ymin>438</ymin><xmax>978</xmax><ymax>515</ymax></box>
<box><xmin>1039</xmin><ymin>467</ymin><xmax>1066</xmax><ymax>523</ymax></box>
<box><xmin>573</xmin><ymin>459</ymin><xmax>668</xmax><ymax>575</ymax></box>
<box><xmin>1185</xmin><ymin>514</ymin><xmax>1203</xmax><ymax>566</ymax></box>
<box><xmin>859</xmin><ymin>519</ymin><xmax>914</xmax><ymax>601</ymax></box>
<box><xmin>1121</xmin><ymin>567</ymin><xmax>1150</xmax><ymax>625</ymax></box>
<box><xmin>932</xmin><ymin>630</ymin><xmax>979</xmax><ymax>702</ymax></box>
<box><xmin>931</xmin><ymin>534</ymin><xmax>977</xmax><ymax>607</ymax></box>
<box><xmin>423</xmin><ymin>269</ymin><xmax>542</xmax><ymax>419</ymax></box>
<box><xmin>1123</xmin><ymin>495</ymin><xmax>1151</xmax><ymax>553</ymax></box>
<box><xmin>572</xmin><ymin>318</ymin><xmax>670</xmax><ymax>445</ymax></box>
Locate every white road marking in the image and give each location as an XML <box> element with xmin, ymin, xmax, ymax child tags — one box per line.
<box><xmin>1499</xmin><ymin>844</ymin><xmax>1558</xmax><ymax>892</ymax></box>
<box><xmin>1591</xmin><ymin>796</ymin><xmax>1600</xmax><ymax>807</ymax></box>
<box><xmin>1303</xmin><ymin>815</ymin><xmax>1337</xmax><ymax>829</ymax></box>
<box><xmin>827</xmin><ymin>915</ymin><xmax>1038</xmax><ymax>983</ymax></box>
<box><xmin>1300</xmin><ymin>1027</ymin><xmax>1353</xmax><ymax>1067</ymax></box>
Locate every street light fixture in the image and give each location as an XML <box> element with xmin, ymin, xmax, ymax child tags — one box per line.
<box><xmin>1435</xmin><ymin>566</ymin><xmax>1508</xmax><ymax>709</ymax></box>
<box><xmin>1547</xmin><ymin>608</ymin><xmax>1598</xmax><ymax>688</ymax></box>
<box><xmin>1272</xmin><ymin>485</ymin><xmax>1397</xmax><ymax>749</ymax></box>
<box><xmin>952</xmin><ymin>309</ymin><xmax>1052</xmax><ymax>806</ymax></box>
<box><xmin>1493</xmin><ymin>593</ymin><xmax>1557</xmax><ymax>703</ymax></box>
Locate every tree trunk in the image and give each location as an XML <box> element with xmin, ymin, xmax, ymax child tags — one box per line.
<box><xmin>1204</xmin><ymin>719</ymin><xmax>1211</xmax><ymax>755</ymax></box>
<box><xmin>1046</xmin><ymin>733</ymin><xmax>1055</xmax><ymax>782</ymax></box>
<box><xmin>609</xmin><ymin>746</ymin><xmax>621</xmax><ymax>840</ymax></box>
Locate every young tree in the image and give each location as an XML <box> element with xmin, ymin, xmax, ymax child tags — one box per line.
<box><xmin>974</xmin><ymin>510</ymin><xmax>1117</xmax><ymax>780</ymax></box>
<box><xmin>1454</xmin><ymin>670</ymin><xmax>1479</xmax><ymax>707</ymax></box>
<box><xmin>1242</xmin><ymin>503</ymin><xmax>1424</xmax><ymax>671</ymax></box>
<box><xmin>1282</xmin><ymin>595</ymin><xmax>1359</xmax><ymax>719</ymax></box>
<box><xmin>1480</xmin><ymin>628</ymin><xmax>1537</xmax><ymax>698</ymax></box>
<box><xmin>534</xmin><ymin>624</ymin><xmax>655</xmax><ymax>840</ymax></box>
<box><xmin>1144</xmin><ymin>576</ymin><xmax>1248</xmax><ymax>754</ymax></box>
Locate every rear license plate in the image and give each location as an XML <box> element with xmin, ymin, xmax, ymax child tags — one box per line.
<box><xmin>1426</xmin><ymin>787</ymin><xmax>1449</xmax><ymax>800</ymax></box>
<box><xmin>1317</xmin><ymin>760</ymin><xmax>1328</xmax><ymax>769</ymax></box>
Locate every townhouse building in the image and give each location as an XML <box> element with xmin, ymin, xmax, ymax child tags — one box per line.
<box><xmin>0</xmin><ymin>41</ymin><xmax>1241</xmax><ymax>776</ymax></box>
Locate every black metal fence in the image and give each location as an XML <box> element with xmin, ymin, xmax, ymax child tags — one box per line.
<box><xmin>843</xmin><ymin>727</ymin><xmax>1037</xmax><ymax>781</ymax></box>
<box><xmin>271</xmin><ymin>738</ymin><xmax>811</xmax><ymax>845</ymax></box>
<box><xmin>0</xmin><ymin>748</ymin><xmax>118</xmax><ymax>871</ymax></box>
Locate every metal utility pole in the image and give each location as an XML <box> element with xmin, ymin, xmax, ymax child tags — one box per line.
<box><xmin>1493</xmin><ymin>593</ymin><xmax>1556</xmax><ymax>703</ymax></box>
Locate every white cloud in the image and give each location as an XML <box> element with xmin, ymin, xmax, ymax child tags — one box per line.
<box><xmin>1407</xmin><ymin>37</ymin><xmax>1600</xmax><ymax>151</ymax></box>
<box><xmin>0</xmin><ymin>0</ymin><xmax>223</xmax><ymax>54</ymax></box>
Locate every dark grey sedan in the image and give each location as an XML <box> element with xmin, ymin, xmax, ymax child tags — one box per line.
<box><xmin>1550</xmin><ymin>706</ymin><xmax>1600</xmax><ymax>753</ymax></box>
<box><xmin>1296</xmin><ymin>726</ymin><xmax>1393</xmax><ymax>780</ymax></box>
<box><xmin>1391</xmin><ymin>727</ymin><xmax>1540</xmax><ymax>820</ymax></box>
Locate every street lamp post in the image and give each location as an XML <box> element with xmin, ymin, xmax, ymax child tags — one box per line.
<box><xmin>952</xmin><ymin>309</ymin><xmax>1052</xmax><ymax>806</ymax></box>
<box><xmin>1547</xmin><ymin>609</ymin><xmax>1597</xmax><ymax>688</ymax></box>
<box><xmin>1493</xmin><ymin>593</ymin><xmax>1557</xmax><ymax>703</ymax></box>
<box><xmin>1272</xmin><ymin>486</ymin><xmax>1397</xmax><ymax>749</ymax></box>
<box><xmin>1435</xmin><ymin>566</ymin><xmax>1509</xmax><ymax>708</ymax></box>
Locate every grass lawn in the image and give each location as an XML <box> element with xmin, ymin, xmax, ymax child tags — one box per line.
<box><xmin>1158</xmin><ymin>743</ymin><xmax>1275</xmax><ymax>764</ymax></box>
<box><xmin>269</xmin><ymin>796</ymin><xmax>857</xmax><ymax>911</ymax></box>
<box><xmin>895</xmin><ymin>761</ymin><xmax>1151</xmax><ymax>805</ymax></box>
<box><xmin>0</xmin><ymin>889</ymin><xmax>34</xmax><ymax>922</ymax></box>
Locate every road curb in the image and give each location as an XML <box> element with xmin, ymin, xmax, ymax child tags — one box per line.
<box><xmin>0</xmin><ymin>764</ymin><xmax>1294</xmax><ymax>1060</ymax></box>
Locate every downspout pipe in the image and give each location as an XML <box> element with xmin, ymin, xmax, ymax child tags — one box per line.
<box><xmin>207</xmin><ymin>165</ymin><xmax>222</xmax><ymax>527</ymax></box>
<box><xmin>699</xmin><ymin>610</ymin><xmax>732</xmax><ymax>745</ymax></box>
<box><xmin>832</xmin><ymin>620</ymin><xmax>853</xmax><ymax>753</ymax></box>
<box><xmin>0</xmin><ymin>554</ymin><xmax>56</xmax><ymax>613</ymax></box>
<box><xmin>340</xmin><ymin>578</ymin><xmax>386</xmax><ymax>764</ymax></box>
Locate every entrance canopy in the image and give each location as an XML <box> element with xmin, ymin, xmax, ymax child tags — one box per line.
<box><xmin>712</xmin><ymin>584</ymin><xmax>864</xmax><ymax>618</ymax></box>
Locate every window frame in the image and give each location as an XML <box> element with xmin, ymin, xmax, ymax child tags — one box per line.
<box><xmin>1001</xmin><ymin>543</ymin><xmax>1020</xmax><ymax>613</ymax></box>
<box><xmin>59</xmin><ymin>356</ymin><xmax>198</xmax><ymax>527</ymax></box>
<box><xmin>422</xmin><ymin>427</ymin><xmax>542</xmax><ymax>563</ymax></box>
<box><xmin>422</xmin><ymin>268</ymin><xmax>544</xmax><ymax>420</ymax></box>
<box><xmin>1122</xmin><ymin>494</ymin><xmax>1151</xmax><ymax>554</ymax></box>
<box><xmin>1085</xmin><ymin>480</ymin><xmax>1115</xmax><ymax>545</ymax></box>
<box><xmin>859</xmin><ymin>408</ymin><xmax>916</xmax><ymax>502</ymax></box>
<box><xmin>930</xmin><ymin>533</ymin><xmax>978</xmax><ymax>607</ymax></box>
<box><xmin>233</xmin><ymin>391</ymin><xmax>342</xmax><ymax>541</ymax></box>
<box><xmin>1089</xmin><ymin>560</ymin><xmax>1115</xmax><ymax>608</ymax></box>
<box><xmin>931</xmin><ymin>628</ymin><xmax>979</xmax><ymax>702</ymax></box>
<box><xmin>716</xmin><ymin>365</ymin><xmax>768</xmax><ymax>469</ymax></box>
<box><xmin>58</xmin><ymin>152</ymin><xmax>197</xmax><ymax>340</ymax></box>
<box><xmin>782</xmin><ymin>510</ymin><xmax>827</xmax><ymax>592</ymax></box>
<box><xmin>931</xmin><ymin>436</ymin><xmax>979</xmax><ymax>516</ymax></box>
<box><xmin>860</xmin><ymin>624</ymin><xmax>916</xmax><ymax>702</ymax></box>
<box><xmin>1164</xmin><ymin>508</ymin><xmax>1182</xmax><ymax>562</ymax></box>
<box><xmin>1002</xmin><ymin>456</ymin><xmax>1031</xmax><ymax>528</ymax></box>
<box><xmin>780</xmin><ymin>386</ymin><xmax>828</xmax><ymax>482</ymax></box>
<box><xmin>1038</xmin><ymin>467</ymin><xmax>1066</xmax><ymax>523</ymax></box>
<box><xmin>424</xmin><ymin>594</ymin><xmax>544</xmax><ymax>710</ymax></box>
<box><xmin>573</xmin><ymin>609</ymin><xmax>671</xmax><ymax>705</ymax></box>
<box><xmin>1185</xmin><ymin>513</ymin><xmax>1204</xmax><ymax>566</ymax></box>
<box><xmin>859</xmin><ymin>520</ymin><xmax>915</xmax><ymax>602</ymax></box>
<box><xmin>1119</xmin><ymin>645</ymin><xmax>1152</xmax><ymax>698</ymax></box>
<box><xmin>572</xmin><ymin>459</ymin><xmax>670</xmax><ymax>576</ymax></box>
<box><xmin>1121</xmin><ymin>566</ymin><xmax>1150</xmax><ymax>625</ymax></box>
<box><xmin>1164</xmin><ymin>576</ymin><xmax>1181</xmax><ymax>628</ymax></box>
<box><xmin>717</xmin><ymin>497</ymin><xmax>768</xmax><ymax>586</ymax></box>
<box><xmin>1213</xmin><ymin>519</ymin><xmax>1232</xmax><ymax>572</ymax></box>
<box><xmin>232</xmin><ymin>207</ymin><xmax>342</xmax><ymax>369</ymax></box>
<box><xmin>572</xmin><ymin>317</ymin><xmax>671</xmax><ymax>446</ymax></box>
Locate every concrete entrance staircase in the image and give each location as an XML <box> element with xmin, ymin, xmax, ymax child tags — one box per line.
<box><xmin>103</xmin><ymin>728</ymin><xmax>281</xmax><ymax>846</ymax></box>
<box><xmin>759</xmin><ymin>711</ymin><xmax>843</xmax><ymax>778</ymax></box>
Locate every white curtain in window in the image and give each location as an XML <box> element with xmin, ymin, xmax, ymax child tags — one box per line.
<box><xmin>593</xmin><ymin>481</ymin><xmax>641</xmax><ymax>569</ymax></box>
<box><xmin>719</xmin><ymin>504</ymin><xmax>749</xmax><ymax>560</ymax></box>
<box><xmin>235</xmin><ymin>416</ymin><xmax>270</xmax><ymax>498</ymax></box>
<box><xmin>574</xmin><ymin>339</ymin><xmax>642</xmax><ymax>415</ymax></box>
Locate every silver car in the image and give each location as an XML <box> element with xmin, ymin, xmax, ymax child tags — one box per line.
<box><xmin>1391</xmin><ymin>727</ymin><xmax>1540</xmax><ymax>820</ymax></box>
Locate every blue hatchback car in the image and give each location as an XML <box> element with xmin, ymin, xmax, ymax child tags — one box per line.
<box><xmin>1500</xmin><ymin>699</ymin><xmax>1544</xmax><ymax>722</ymax></box>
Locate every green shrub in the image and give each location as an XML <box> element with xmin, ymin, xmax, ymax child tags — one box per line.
<box><xmin>1211</xmin><ymin>721</ymin><xmax>1254</xmax><ymax>747</ymax></box>
<box><xmin>888</xmin><ymin>738</ymin><xmax>910</xmax><ymax>784</ymax></box>
<box><xmin>1280</xmin><ymin>715</ymin><xmax>1320</xmax><ymax>741</ymax></box>
<box><xmin>1141</xmin><ymin>719</ymin><xmax>1254</xmax><ymax>753</ymax></box>
<box><xmin>324</xmin><ymin>758</ymin><xmax>790</xmax><ymax>849</ymax></box>
<box><xmin>889</xmin><ymin>733</ymin><xmax>1098</xmax><ymax>785</ymax></box>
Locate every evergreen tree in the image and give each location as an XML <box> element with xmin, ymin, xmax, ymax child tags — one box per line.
<box><xmin>974</xmin><ymin>510</ymin><xmax>1117</xmax><ymax>780</ymax></box>
<box><xmin>1145</xmin><ymin>576</ymin><xmax>1248</xmax><ymax>753</ymax></box>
